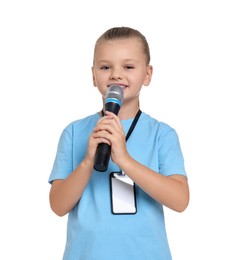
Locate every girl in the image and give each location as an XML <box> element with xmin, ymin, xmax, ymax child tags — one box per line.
<box><xmin>49</xmin><ymin>26</ymin><xmax>189</xmax><ymax>260</ymax></box>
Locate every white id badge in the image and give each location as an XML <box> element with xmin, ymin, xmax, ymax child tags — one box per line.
<box><xmin>110</xmin><ymin>172</ymin><xmax>137</xmax><ymax>215</ymax></box>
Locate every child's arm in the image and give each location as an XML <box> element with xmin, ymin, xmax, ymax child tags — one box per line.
<box><xmin>49</xmin><ymin>119</ymin><xmax>111</xmax><ymax>216</ymax></box>
<box><xmin>118</xmin><ymin>158</ymin><xmax>189</xmax><ymax>212</ymax></box>
<box><xmin>49</xmin><ymin>158</ymin><xmax>93</xmax><ymax>216</ymax></box>
<box><xmin>96</xmin><ymin>111</ymin><xmax>189</xmax><ymax>212</ymax></box>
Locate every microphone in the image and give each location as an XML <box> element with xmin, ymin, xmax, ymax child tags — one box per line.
<box><xmin>94</xmin><ymin>84</ymin><xmax>124</xmax><ymax>172</ymax></box>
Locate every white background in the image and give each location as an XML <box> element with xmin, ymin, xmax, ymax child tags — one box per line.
<box><xmin>0</xmin><ymin>0</ymin><xmax>241</xmax><ymax>259</ymax></box>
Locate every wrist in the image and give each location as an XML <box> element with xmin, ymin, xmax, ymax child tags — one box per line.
<box><xmin>81</xmin><ymin>157</ymin><xmax>94</xmax><ymax>172</ymax></box>
<box><xmin>116</xmin><ymin>153</ymin><xmax>132</xmax><ymax>171</ymax></box>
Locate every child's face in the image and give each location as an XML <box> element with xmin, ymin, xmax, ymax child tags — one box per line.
<box><xmin>92</xmin><ymin>38</ymin><xmax>152</xmax><ymax>103</ymax></box>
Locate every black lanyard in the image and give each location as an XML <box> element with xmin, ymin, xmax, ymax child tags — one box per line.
<box><xmin>101</xmin><ymin>109</ymin><xmax>142</xmax><ymax>142</ymax></box>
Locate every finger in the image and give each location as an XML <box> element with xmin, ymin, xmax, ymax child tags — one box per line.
<box><xmin>92</xmin><ymin>130</ymin><xmax>111</xmax><ymax>145</ymax></box>
<box><xmin>97</xmin><ymin>114</ymin><xmax>113</xmax><ymax>124</ymax></box>
<box><xmin>94</xmin><ymin>123</ymin><xmax>122</xmax><ymax>138</ymax></box>
<box><xmin>102</xmin><ymin>113</ymin><xmax>122</xmax><ymax>132</ymax></box>
<box><xmin>94</xmin><ymin>118</ymin><xmax>120</xmax><ymax>134</ymax></box>
<box><xmin>105</xmin><ymin>111</ymin><xmax>122</xmax><ymax>127</ymax></box>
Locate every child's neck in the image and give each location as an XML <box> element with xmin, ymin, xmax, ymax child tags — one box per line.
<box><xmin>117</xmin><ymin>103</ymin><xmax>140</xmax><ymax>120</ymax></box>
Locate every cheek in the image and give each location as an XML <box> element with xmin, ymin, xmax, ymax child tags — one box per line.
<box><xmin>135</xmin><ymin>72</ymin><xmax>149</xmax><ymax>85</ymax></box>
<box><xmin>94</xmin><ymin>71</ymin><xmax>107</xmax><ymax>82</ymax></box>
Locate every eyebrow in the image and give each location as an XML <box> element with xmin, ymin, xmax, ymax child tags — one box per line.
<box><xmin>95</xmin><ymin>58</ymin><xmax>139</xmax><ymax>64</ymax></box>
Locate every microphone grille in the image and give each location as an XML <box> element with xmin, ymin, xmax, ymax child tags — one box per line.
<box><xmin>106</xmin><ymin>85</ymin><xmax>124</xmax><ymax>103</ymax></box>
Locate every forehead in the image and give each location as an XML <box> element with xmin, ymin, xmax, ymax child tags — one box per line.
<box><xmin>94</xmin><ymin>38</ymin><xmax>144</xmax><ymax>61</ymax></box>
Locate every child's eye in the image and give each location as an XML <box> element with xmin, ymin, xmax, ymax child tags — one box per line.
<box><xmin>125</xmin><ymin>65</ymin><xmax>134</xmax><ymax>69</ymax></box>
<box><xmin>100</xmin><ymin>66</ymin><xmax>110</xmax><ymax>70</ymax></box>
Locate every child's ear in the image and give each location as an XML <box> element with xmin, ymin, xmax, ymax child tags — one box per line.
<box><xmin>143</xmin><ymin>65</ymin><xmax>153</xmax><ymax>86</ymax></box>
<box><xmin>91</xmin><ymin>67</ymin><xmax>97</xmax><ymax>87</ymax></box>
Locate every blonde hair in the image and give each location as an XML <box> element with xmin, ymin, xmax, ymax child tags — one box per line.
<box><xmin>94</xmin><ymin>26</ymin><xmax>150</xmax><ymax>65</ymax></box>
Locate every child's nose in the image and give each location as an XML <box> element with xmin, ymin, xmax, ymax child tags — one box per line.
<box><xmin>110</xmin><ymin>68</ymin><xmax>123</xmax><ymax>80</ymax></box>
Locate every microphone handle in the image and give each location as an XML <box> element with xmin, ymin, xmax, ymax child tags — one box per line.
<box><xmin>94</xmin><ymin>143</ymin><xmax>111</xmax><ymax>172</ymax></box>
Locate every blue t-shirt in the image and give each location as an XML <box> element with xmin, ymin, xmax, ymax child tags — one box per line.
<box><xmin>49</xmin><ymin>112</ymin><xmax>187</xmax><ymax>260</ymax></box>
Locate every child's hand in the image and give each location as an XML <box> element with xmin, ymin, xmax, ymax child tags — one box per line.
<box><xmin>92</xmin><ymin>111</ymin><xmax>129</xmax><ymax>167</ymax></box>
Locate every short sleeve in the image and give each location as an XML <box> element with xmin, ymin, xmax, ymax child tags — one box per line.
<box><xmin>48</xmin><ymin>125</ymin><xmax>73</xmax><ymax>184</ymax></box>
<box><xmin>158</xmin><ymin>128</ymin><xmax>187</xmax><ymax>177</ymax></box>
